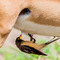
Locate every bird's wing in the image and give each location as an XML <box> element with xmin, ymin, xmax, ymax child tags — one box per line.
<box><xmin>20</xmin><ymin>45</ymin><xmax>47</xmax><ymax>56</ymax></box>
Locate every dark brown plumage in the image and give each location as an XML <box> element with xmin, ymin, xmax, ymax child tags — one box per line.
<box><xmin>15</xmin><ymin>35</ymin><xmax>60</xmax><ymax>56</ymax></box>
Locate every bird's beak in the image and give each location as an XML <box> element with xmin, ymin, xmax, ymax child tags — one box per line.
<box><xmin>19</xmin><ymin>35</ymin><xmax>22</xmax><ymax>39</ymax></box>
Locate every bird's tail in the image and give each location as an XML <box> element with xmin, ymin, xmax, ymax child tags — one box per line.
<box><xmin>40</xmin><ymin>37</ymin><xmax>60</xmax><ymax>49</ymax></box>
<box><xmin>45</xmin><ymin>37</ymin><xmax>60</xmax><ymax>45</ymax></box>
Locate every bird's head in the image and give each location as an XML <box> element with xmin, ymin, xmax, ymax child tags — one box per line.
<box><xmin>15</xmin><ymin>34</ymin><xmax>23</xmax><ymax>46</ymax></box>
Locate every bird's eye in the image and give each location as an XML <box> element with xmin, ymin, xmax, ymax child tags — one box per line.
<box><xmin>19</xmin><ymin>8</ymin><xmax>31</xmax><ymax>16</ymax></box>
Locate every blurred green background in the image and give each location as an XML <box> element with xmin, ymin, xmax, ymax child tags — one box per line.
<box><xmin>0</xmin><ymin>28</ymin><xmax>60</xmax><ymax>60</ymax></box>
<box><xmin>0</xmin><ymin>38</ymin><xmax>60</xmax><ymax>60</ymax></box>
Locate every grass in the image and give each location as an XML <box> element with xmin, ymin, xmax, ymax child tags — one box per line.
<box><xmin>0</xmin><ymin>38</ymin><xmax>60</xmax><ymax>60</ymax></box>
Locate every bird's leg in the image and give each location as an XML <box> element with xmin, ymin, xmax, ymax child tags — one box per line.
<box><xmin>28</xmin><ymin>33</ymin><xmax>33</xmax><ymax>41</ymax></box>
<box><xmin>52</xmin><ymin>36</ymin><xmax>55</xmax><ymax>40</ymax></box>
<box><xmin>52</xmin><ymin>36</ymin><xmax>60</xmax><ymax>40</ymax></box>
<box><xmin>32</xmin><ymin>38</ymin><xmax>36</xmax><ymax>43</ymax></box>
<box><xmin>28</xmin><ymin>33</ymin><xmax>36</xmax><ymax>43</ymax></box>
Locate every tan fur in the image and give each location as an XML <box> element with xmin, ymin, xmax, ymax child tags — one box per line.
<box><xmin>0</xmin><ymin>0</ymin><xmax>20</xmax><ymax>47</ymax></box>
<box><xmin>26</xmin><ymin>0</ymin><xmax>60</xmax><ymax>26</ymax></box>
<box><xmin>1</xmin><ymin>0</ymin><xmax>60</xmax><ymax>47</ymax></box>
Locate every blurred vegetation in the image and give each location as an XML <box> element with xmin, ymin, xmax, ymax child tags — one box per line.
<box><xmin>0</xmin><ymin>38</ymin><xmax>60</xmax><ymax>60</ymax></box>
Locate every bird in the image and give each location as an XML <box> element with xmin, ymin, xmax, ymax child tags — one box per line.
<box><xmin>15</xmin><ymin>34</ymin><xmax>60</xmax><ymax>56</ymax></box>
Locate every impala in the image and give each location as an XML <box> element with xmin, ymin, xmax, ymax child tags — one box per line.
<box><xmin>0</xmin><ymin>0</ymin><xmax>60</xmax><ymax>47</ymax></box>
